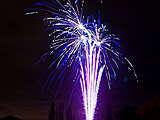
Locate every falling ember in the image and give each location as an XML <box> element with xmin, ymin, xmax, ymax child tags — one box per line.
<box><xmin>25</xmin><ymin>0</ymin><xmax>137</xmax><ymax>120</ymax></box>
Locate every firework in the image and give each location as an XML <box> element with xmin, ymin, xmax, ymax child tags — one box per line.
<box><xmin>26</xmin><ymin>0</ymin><xmax>137</xmax><ymax>120</ymax></box>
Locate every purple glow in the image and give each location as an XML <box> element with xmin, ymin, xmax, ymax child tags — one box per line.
<box><xmin>80</xmin><ymin>45</ymin><xmax>104</xmax><ymax>120</ymax></box>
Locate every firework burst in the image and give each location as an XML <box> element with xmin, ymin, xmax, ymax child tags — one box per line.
<box><xmin>26</xmin><ymin>0</ymin><xmax>137</xmax><ymax>120</ymax></box>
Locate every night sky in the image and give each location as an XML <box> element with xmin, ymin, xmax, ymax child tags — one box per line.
<box><xmin>0</xmin><ymin>0</ymin><xmax>159</xmax><ymax>119</ymax></box>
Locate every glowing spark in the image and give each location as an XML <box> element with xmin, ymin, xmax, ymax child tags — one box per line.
<box><xmin>81</xmin><ymin>35</ymin><xmax>86</xmax><ymax>40</ymax></box>
<box><xmin>78</xmin><ymin>24</ymin><xmax>85</xmax><ymax>30</ymax></box>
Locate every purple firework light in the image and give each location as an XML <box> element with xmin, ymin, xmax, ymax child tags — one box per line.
<box><xmin>26</xmin><ymin>0</ymin><xmax>137</xmax><ymax>120</ymax></box>
<box><xmin>79</xmin><ymin>41</ymin><xmax>105</xmax><ymax>120</ymax></box>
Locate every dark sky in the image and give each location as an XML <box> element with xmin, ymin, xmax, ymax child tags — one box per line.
<box><xmin>0</xmin><ymin>0</ymin><xmax>159</xmax><ymax>105</ymax></box>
